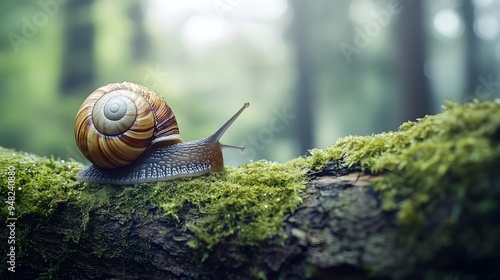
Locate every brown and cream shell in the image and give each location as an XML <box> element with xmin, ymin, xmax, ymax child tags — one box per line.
<box><xmin>74</xmin><ymin>82</ymin><xmax>182</xmax><ymax>169</ymax></box>
<box><xmin>75</xmin><ymin>81</ymin><xmax>249</xmax><ymax>185</ymax></box>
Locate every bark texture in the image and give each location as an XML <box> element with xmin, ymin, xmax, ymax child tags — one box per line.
<box><xmin>1</xmin><ymin>162</ymin><xmax>496</xmax><ymax>279</ymax></box>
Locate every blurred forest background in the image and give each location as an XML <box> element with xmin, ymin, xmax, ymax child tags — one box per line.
<box><xmin>0</xmin><ymin>0</ymin><xmax>499</xmax><ymax>166</ymax></box>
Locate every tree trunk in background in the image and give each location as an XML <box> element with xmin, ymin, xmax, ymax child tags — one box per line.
<box><xmin>289</xmin><ymin>0</ymin><xmax>315</xmax><ymax>155</ymax></box>
<box><xmin>60</xmin><ymin>0</ymin><xmax>95</xmax><ymax>94</ymax></box>
<box><xmin>128</xmin><ymin>2</ymin><xmax>150</xmax><ymax>62</ymax></box>
<box><xmin>463</xmin><ymin>0</ymin><xmax>479</xmax><ymax>99</ymax></box>
<box><xmin>397</xmin><ymin>1</ymin><xmax>432</xmax><ymax>121</ymax></box>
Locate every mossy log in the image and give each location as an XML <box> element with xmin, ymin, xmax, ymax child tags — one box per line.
<box><xmin>2</xmin><ymin>164</ymin><xmax>403</xmax><ymax>280</ymax></box>
<box><xmin>1</xmin><ymin>101</ymin><xmax>500</xmax><ymax>279</ymax></box>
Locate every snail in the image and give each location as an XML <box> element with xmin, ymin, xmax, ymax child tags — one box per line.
<box><xmin>74</xmin><ymin>81</ymin><xmax>249</xmax><ymax>185</ymax></box>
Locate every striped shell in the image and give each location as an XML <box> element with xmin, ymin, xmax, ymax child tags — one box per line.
<box><xmin>74</xmin><ymin>82</ymin><xmax>182</xmax><ymax>169</ymax></box>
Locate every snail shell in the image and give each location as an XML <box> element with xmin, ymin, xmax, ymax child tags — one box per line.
<box><xmin>74</xmin><ymin>82</ymin><xmax>182</xmax><ymax>169</ymax></box>
<box><xmin>74</xmin><ymin>82</ymin><xmax>250</xmax><ymax>185</ymax></box>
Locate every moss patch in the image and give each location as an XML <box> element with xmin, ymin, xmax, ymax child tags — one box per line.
<box><xmin>0</xmin><ymin>148</ymin><xmax>84</xmax><ymax>220</ymax></box>
<box><xmin>1</xmin><ymin>100</ymin><xmax>499</xmax><ymax>273</ymax></box>
<box><xmin>306</xmin><ymin>100</ymin><xmax>500</xmax><ymax>220</ymax></box>
<box><xmin>304</xmin><ymin>100</ymin><xmax>500</xmax><ymax>261</ymax></box>
<box><xmin>150</xmin><ymin>160</ymin><xmax>306</xmax><ymax>248</ymax></box>
<box><xmin>0</xmin><ymin>148</ymin><xmax>306</xmax><ymax>251</ymax></box>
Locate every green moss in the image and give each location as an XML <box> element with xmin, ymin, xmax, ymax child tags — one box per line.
<box><xmin>150</xmin><ymin>160</ymin><xmax>306</xmax><ymax>248</ymax></box>
<box><xmin>305</xmin><ymin>100</ymin><xmax>500</xmax><ymax>220</ymax></box>
<box><xmin>1</xmin><ymin>100</ymin><xmax>498</xmax><ymax>275</ymax></box>
<box><xmin>0</xmin><ymin>147</ymin><xmax>306</xmax><ymax>252</ymax></box>
<box><xmin>0</xmin><ymin>148</ymin><xmax>84</xmax><ymax>220</ymax></box>
<box><xmin>303</xmin><ymin>100</ymin><xmax>500</xmax><ymax>262</ymax></box>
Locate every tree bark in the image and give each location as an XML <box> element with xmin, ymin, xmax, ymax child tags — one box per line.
<box><xmin>2</xmin><ymin>163</ymin><xmax>412</xmax><ymax>280</ymax></box>
<box><xmin>2</xmin><ymin>158</ymin><xmax>499</xmax><ymax>279</ymax></box>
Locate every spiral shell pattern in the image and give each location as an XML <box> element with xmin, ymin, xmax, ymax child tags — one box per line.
<box><xmin>74</xmin><ymin>82</ymin><xmax>181</xmax><ymax>169</ymax></box>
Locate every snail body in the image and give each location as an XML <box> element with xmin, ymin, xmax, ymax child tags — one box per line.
<box><xmin>75</xmin><ymin>82</ymin><xmax>249</xmax><ymax>185</ymax></box>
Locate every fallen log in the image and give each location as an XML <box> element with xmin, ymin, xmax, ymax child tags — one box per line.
<box><xmin>1</xmin><ymin>100</ymin><xmax>499</xmax><ymax>279</ymax></box>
